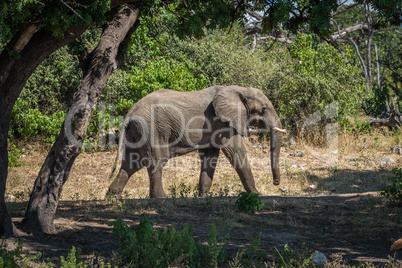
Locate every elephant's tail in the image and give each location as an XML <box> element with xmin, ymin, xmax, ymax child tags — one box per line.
<box><xmin>109</xmin><ymin>119</ymin><xmax>127</xmax><ymax>179</ymax></box>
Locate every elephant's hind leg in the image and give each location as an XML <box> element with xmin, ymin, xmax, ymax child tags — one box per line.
<box><xmin>198</xmin><ymin>148</ymin><xmax>220</xmax><ymax>197</ymax></box>
<box><xmin>108</xmin><ymin>151</ymin><xmax>142</xmax><ymax>198</ymax></box>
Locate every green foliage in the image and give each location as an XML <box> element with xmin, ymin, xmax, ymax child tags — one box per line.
<box><xmin>0</xmin><ymin>0</ymin><xmax>110</xmax><ymax>45</ymax></box>
<box><xmin>258</xmin><ymin>0</ymin><xmax>401</xmax><ymax>37</ymax></box>
<box><xmin>99</xmin><ymin>70</ymin><xmax>133</xmax><ymax>107</ymax></box>
<box><xmin>110</xmin><ymin>216</ymin><xmax>269</xmax><ymax>267</ymax></box>
<box><xmin>236</xmin><ymin>192</ymin><xmax>265</xmax><ymax>214</ymax></box>
<box><xmin>265</xmin><ymin>34</ymin><xmax>365</xmax><ymax>131</ymax></box>
<box><xmin>60</xmin><ymin>246</ymin><xmax>87</xmax><ymax>268</ymax></box>
<box><xmin>110</xmin><ymin>216</ymin><xmax>199</xmax><ymax>267</ymax></box>
<box><xmin>167</xmin><ymin>0</ymin><xmax>239</xmax><ymax>39</ymax></box>
<box><xmin>381</xmin><ymin>168</ymin><xmax>402</xmax><ymax>202</ymax></box>
<box><xmin>169</xmin><ymin>28</ymin><xmax>274</xmax><ymax>88</ymax></box>
<box><xmin>205</xmin><ymin>224</ymin><xmax>226</xmax><ymax>267</ymax></box>
<box><xmin>275</xmin><ymin>244</ymin><xmax>315</xmax><ymax>267</ymax></box>
<box><xmin>10</xmin><ymin>98</ymin><xmax>65</xmax><ymax>142</ymax></box>
<box><xmin>8</xmin><ymin>144</ymin><xmax>25</xmax><ymax>168</ymax></box>
<box><xmin>0</xmin><ymin>237</ymin><xmax>41</xmax><ymax>268</ymax></box>
<box><xmin>353</xmin><ymin>118</ymin><xmax>372</xmax><ymax>134</ymax></box>
<box><xmin>20</xmin><ymin>46</ymin><xmax>82</xmax><ymax>113</ymax></box>
<box><xmin>261</xmin><ymin>0</ymin><xmax>338</xmax><ymax>36</ymax></box>
<box><xmin>127</xmin><ymin>57</ymin><xmax>207</xmax><ymax>102</ymax></box>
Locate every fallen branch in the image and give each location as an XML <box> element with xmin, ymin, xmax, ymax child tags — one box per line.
<box><xmin>369</xmin><ymin>96</ymin><xmax>402</xmax><ymax>130</ymax></box>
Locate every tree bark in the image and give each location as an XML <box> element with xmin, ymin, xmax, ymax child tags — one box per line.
<box><xmin>22</xmin><ymin>3</ymin><xmax>141</xmax><ymax>234</ymax></box>
<box><xmin>365</xmin><ymin>1</ymin><xmax>373</xmax><ymax>92</ymax></box>
<box><xmin>0</xmin><ymin>26</ymin><xmax>87</xmax><ymax>237</ymax></box>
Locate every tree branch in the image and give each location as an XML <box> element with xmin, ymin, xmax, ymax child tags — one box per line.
<box><xmin>331</xmin><ymin>3</ymin><xmax>360</xmax><ymax>17</ymax></box>
<box><xmin>330</xmin><ymin>23</ymin><xmax>369</xmax><ymax>40</ymax></box>
<box><xmin>331</xmin><ymin>18</ymin><xmax>368</xmax><ymax>88</ymax></box>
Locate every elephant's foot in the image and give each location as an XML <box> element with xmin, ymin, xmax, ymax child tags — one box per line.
<box><xmin>199</xmin><ymin>188</ymin><xmax>210</xmax><ymax>198</ymax></box>
<box><xmin>150</xmin><ymin>189</ymin><xmax>167</xmax><ymax>199</ymax></box>
<box><xmin>106</xmin><ymin>189</ymin><xmax>122</xmax><ymax>200</ymax></box>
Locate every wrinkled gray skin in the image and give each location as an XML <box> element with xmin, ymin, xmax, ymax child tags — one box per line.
<box><xmin>108</xmin><ymin>86</ymin><xmax>284</xmax><ymax>198</ymax></box>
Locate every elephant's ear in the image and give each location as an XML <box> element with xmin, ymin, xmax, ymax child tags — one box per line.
<box><xmin>213</xmin><ymin>86</ymin><xmax>249</xmax><ymax>136</ymax></box>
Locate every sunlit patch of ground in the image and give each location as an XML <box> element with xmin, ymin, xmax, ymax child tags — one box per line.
<box><xmin>5</xmin><ymin>130</ymin><xmax>402</xmax><ymax>266</ymax></box>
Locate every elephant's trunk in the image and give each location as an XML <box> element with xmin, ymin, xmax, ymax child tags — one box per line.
<box><xmin>270</xmin><ymin>126</ymin><xmax>284</xmax><ymax>185</ymax></box>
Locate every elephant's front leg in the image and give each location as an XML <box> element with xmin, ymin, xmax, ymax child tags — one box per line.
<box><xmin>220</xmin><ymin>135</ymin><xmax>259</xmax><ymax>194</ymax></box>
<box><xmin>147</xmin><ymin>159</ymin><xmax>168</xmax><ymax>198</ymax></box>
<box><xmin>198</xmin><ymin>148</ymin><xmax>220</xmax><ymax>197</ymax></box>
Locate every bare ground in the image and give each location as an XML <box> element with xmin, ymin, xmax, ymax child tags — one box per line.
<box><xmin>5</xmin><ymin>131</ymin><xmax>402</xmax><ymax>266</ymax></box>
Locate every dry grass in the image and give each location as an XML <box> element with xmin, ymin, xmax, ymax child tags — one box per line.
<box><xmin>6</xmin><ymin>128</ymin><xmax>401</xmax><ymax>203</ymax></box>
<box><xmin>4</xmin><ymin>129</ymin><xmax>402</xmax><ymax>266</ymax></box>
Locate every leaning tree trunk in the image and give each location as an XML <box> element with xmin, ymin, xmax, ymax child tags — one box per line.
<box><xmin>0</xmin><ymin>26</ymin><xmax>88</xmax><ymax>237</ymax></box>
<box><xmin>22</xmin><ymin>4</ymin><xmax>141</xmax><ymax>234</ymax></box>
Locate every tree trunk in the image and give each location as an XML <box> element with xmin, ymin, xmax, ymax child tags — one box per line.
<box><xmin>364</xmin><ymin>1</ymin><xmax>373</xmax><ymax>92</ymax></box>
<box><xmin>0</xmin><ymin>26</ymin><xmax>87</xmax><ymax>237</ymax></box>
<box><xmin>22</xmin><ymin>3</ymin><xmax>141</xmax><ymax>234</ymax></box>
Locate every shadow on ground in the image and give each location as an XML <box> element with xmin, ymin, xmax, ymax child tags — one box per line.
<box><xmin>5</xmin><ymin>168</ymin><xmax>401</xmax><ymax>266</ymax></box>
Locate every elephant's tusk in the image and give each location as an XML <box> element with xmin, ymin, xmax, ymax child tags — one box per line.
<box><xmin>273</xmin><ymin>127</ymin><xmax>287</xmax><ymax>133</ymax></box>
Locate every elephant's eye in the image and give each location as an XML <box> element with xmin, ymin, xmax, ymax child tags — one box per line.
<box><xmin>261</xmin><ymin>106</ymin><xmax>267</xmax><ymax>113</ymax></box>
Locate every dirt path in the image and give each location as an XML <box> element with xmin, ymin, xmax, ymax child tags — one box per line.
<box><xmin>6</xmin><ymin>191</ymin><xmax>401</xmax><ymax>266</ymax></box>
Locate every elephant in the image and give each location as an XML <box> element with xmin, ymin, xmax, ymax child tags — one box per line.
<box><xmin>108</xmin><ymin>85</ymin><xmax>286</xmax><ymax>198</ymax></box>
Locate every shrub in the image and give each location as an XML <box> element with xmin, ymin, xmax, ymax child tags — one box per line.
<box><xmin>60</xmin><ymin>246</ymin><xmax>87</xmax><ymax>268</ymax></box>
<box><xmin>8</xmin><ymin>144</ymin><xmax>25</xmax><ymax>168</ymax></box>
<box><xmin>110</xmin><ymin>216</ymin><xmax>199</xmax><ymax>267</ymax></box>
<box><xmin>264</xmin><ymin>34</ymin><xmax>365</xmax><ymax>131</ymax></box>
<box><xmin>235</xmin><ymin>192</ymin><xmax>265</xmax><ymax>214</ymax></box>
<box><xmin>10</xmin><ymin>98</ymin><xmax>66</xmax><ymax>142</ymax></box>
<box><xmin>20</xmin><ymin>46</ymin><xmax>82</xmax><ymax>114</ymax></box>
<box><xmin>10</xmin><ymin>98</ymin><xmax>66</xmax><ymax>143</ymax></box>
<box><xmin>168</xmin><ymin>28</ymin><xmax>274</xmax><ymax>88</ymax></box>
<box><xmin>0</xmin><ymin>237</ymin><xmax>41</xmax><ymax>268</ymax></box>
<box><xmin>127</xmin><ymin>57</ymin><xmax>207</xmax><ymax>102</ymax></box>
<box><xmin>381</xmin><ymin>168</ymin><xmax>402</xmax><ymax>202</ymax></box>
<box><xmin>110</xmin><ymin>216</ymin><xmax>270</xmax><ymax>267</ymax></box>
<box><xmin>275</xmin><ymin>244</ymin><xmax>315</xmax><ymax>267</ymax></box>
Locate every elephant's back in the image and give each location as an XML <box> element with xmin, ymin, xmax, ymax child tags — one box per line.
<box><xmin>129</xmin><ymin>87</ymin><xmax>218</xmax><ymax>115</ymax></box>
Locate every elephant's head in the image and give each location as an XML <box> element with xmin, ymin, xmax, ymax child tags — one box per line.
<box><xmin>213</xmin><ymin>86</ymin><xmax>286</xmax><ymax>185</ymax></box>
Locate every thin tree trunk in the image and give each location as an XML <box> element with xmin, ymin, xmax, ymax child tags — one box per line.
<box><xmin>0</xmin><ymin>26</ymin><xmax>87</xmax><ymax>237</ymax></box>
<box><xmin>365</xmin><ymin>1</ymin><xmax>373</xmax><ymax>92</ymax></box>
<box><xmin>373</xmin><ymin>44</ymin><xmax>380</xmax><ymax>90</ymax></box>
<box><xmin>22</xmin><ymin>3</ymin><xmax>141</xmax><ymax>234</ymax></box>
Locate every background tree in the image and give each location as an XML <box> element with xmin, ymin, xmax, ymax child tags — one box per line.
<box><xmin>244</xmin><ymin>1</ymin><xmax>402</xmax><ymax>98</ymax></box>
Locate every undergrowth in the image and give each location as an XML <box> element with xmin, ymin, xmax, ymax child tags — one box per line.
<box><xmin>110</xmin><ymin>216</ymin><xmax>264</xmax><ymax>267</ymax></box>
<box><xmin>236</xmin><ymin>192</ymin><xmax>265</xmax><ymax>214</ymax></box>
<box><xmin>0</xmin><ymin>237</ymin><xmax>41</xmax><ymax>268</ymax></box>
<box><xmin>381</xmin><ymin>168</ymin><xmax>402</xmax><ymax>202</ymax></box>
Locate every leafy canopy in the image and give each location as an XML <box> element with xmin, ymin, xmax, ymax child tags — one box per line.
<box><xmin>253</xmin><ymin>0</ymin><xmax>402</xmax><ymax>36</ymax></box>
<box><xmin>0</xmin><ymin>0</ymin><xmax>111</xmax><ymax>41</ymax></box>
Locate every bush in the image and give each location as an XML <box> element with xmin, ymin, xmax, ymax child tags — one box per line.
<box><xmin>127</xmin><ymin>57</ymin><xmax>208</xmax><ymax>102</ymax></box>
<box><xmin>20</xmin><ymin>46</ymin><xmax>82</xmax><ymax>114</ymax></box>
<box><xmin>168</xmin><ymin>28</ymin><xmax>274</xmax><ymax>88</ymax></box>
<box><xmin>381</xmin><ymin>168</ymin><xmax>402</xmax><ymax>202</ymax></box>
<box><xmin>110</xmin><ymin>216</ymin><xmax>200</xmax><ymax>267</ymax></box>
<box><xmin>10</xmin><ymin>98</ymin><xmax>66</xmax><ymax>143</ymax></box>
<box><xmin>60</xmin><ymin>246</ymin><xmax>87</xmax><ymax>268</ymax></box>
<box><xmin>8</xmin><ymin>144</ymin><xmax>25</xmax><ymax>168</ymax></box>
<box><xmin>0</xmin><ymin>237</ymin><xmax>41</xmax><ymax>268</ymax></box>
<box><xmin>236</xmin><ymin>192</ymin><xmax>265</xmax><ymax>214</ymax></box>
<box><xmin>110</xmin><ymin>216</ymin><xmax>272</xmax><ymax>267</ymax></box>
<box><xmin>264</xmin><ymin>34</ymin><xmax>365</xmax><ymax>131</ymax></box>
